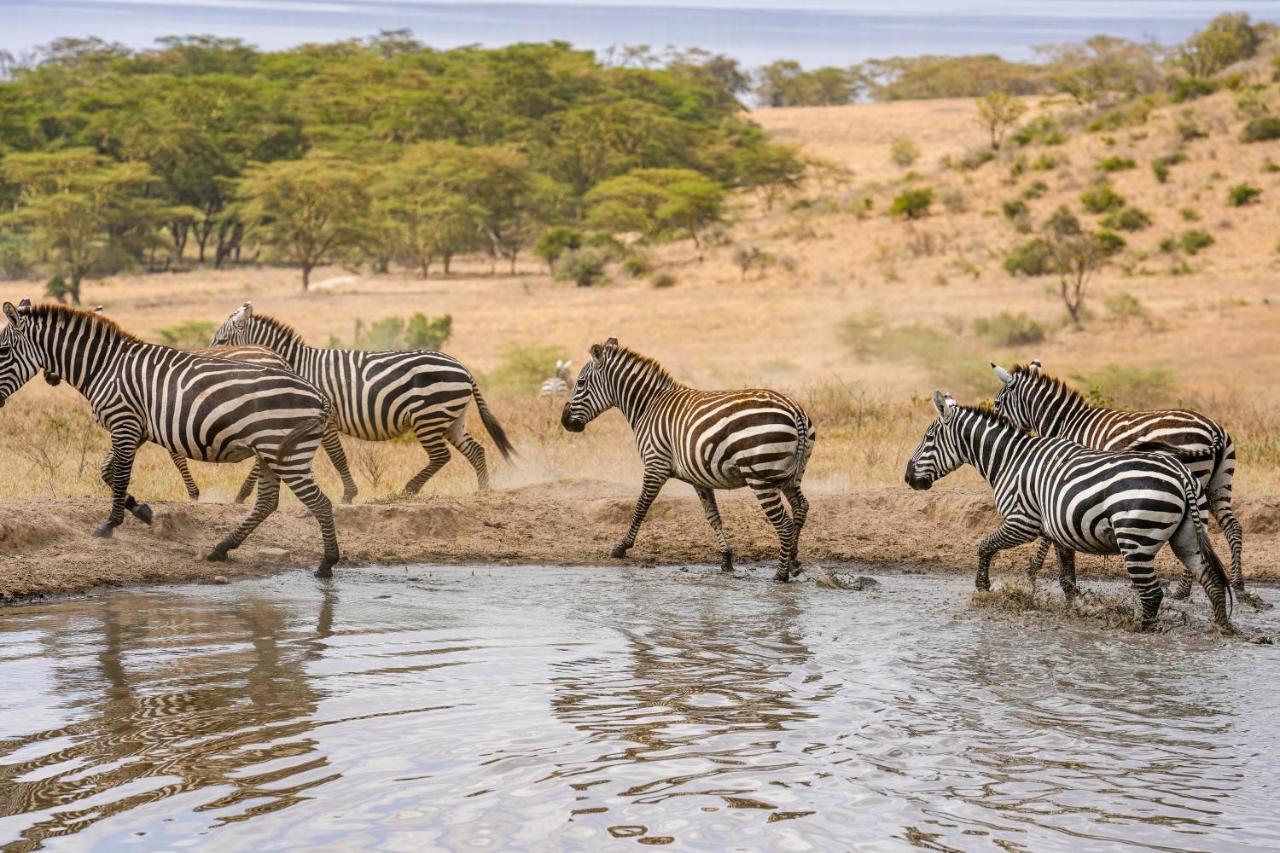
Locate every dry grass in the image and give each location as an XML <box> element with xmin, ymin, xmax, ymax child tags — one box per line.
<box><xmin>1</xmin><ymin>87</ymin><xmax>1278</xmax><ymax>503</ymax></box>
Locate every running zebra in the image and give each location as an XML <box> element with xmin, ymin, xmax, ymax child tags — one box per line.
<box><xmin>210</xmin><ymin>302</ymin><xmax>512</xmax><ymax>494</ymax></box>
<box><xmin>991</xmin><ymin>360</ymin><xmax>1243</xmax><ymax>595</ymax></box>
<box><xmin>905</xmin><ymin>392</ymin><xmax>1234</xmax><ymax>633</ymax></box>
<box><xmin>538</xmin><ymin>359</ymin><xmax>572</xmax><ymax>398</ymax></box>
<box><xmin>560</xmin><ymin>337</ymin><xmax>815</xmax><ymax>581</ymax></box>
<box><xmin>0</xmin><ymin>301</ymin><xmax>341</xmax><ymax>576</ymax></box>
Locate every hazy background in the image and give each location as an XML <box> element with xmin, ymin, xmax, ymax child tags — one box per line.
<box><xmin>7</xmin><ymin>1</ymin><xmax>1280</xmax><ymax>65</ymax></box>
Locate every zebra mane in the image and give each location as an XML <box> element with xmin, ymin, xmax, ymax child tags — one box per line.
<box><xmin>252</xmin><ymin>313</ymin><xmax>306</xmax><ymax>343</ymax></box>
<box><xmin>609</xmin><ymin>346</ymin><xmax>686</xmax><ymax>388</ymax></box>
<box><xmin>1010</xmin><ymin>363</ymin><xmax>1087</xmax><ymax>407</ymax></box>
<box><xmin>26</xmin><ymin>303</ymin><xmax>142</xmax><ymax>343</ymax></box>
<box><xmin>955</xmin><ymin>402</ymin><xmax>1004</xmax><ymax>425</ymax></box>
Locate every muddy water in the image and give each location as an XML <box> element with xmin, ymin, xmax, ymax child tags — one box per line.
<box><xmin>1</xmin><ymin>567</ymin><xmax>1278</xmax><ymax>851</ymax></box>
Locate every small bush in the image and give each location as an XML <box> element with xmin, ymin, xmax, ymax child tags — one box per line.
<box><xmin>1071</xmin><ymin>364</ymin><xmax>1176</xmax><ymax>409</ymax></box>
<box><xmin>1031</xmin><ymin>152</ymin><xmax>1067</xmax><ymax>171</ymax></box>
<box><xmin>1241</xmin><ymin>116</ymin><xmax>1280</xmax><ymax>142</ymax></box>
<box><xmin>939</xmin><ymin>188</ymin><xmax>968</xmax><ymax>213</ymax></box>
<box><xmin>533</xmin><ymin>226</ymin><xmax>583</xmax><ymax>269</ymax></box>
<box><xmin>1080</xmin><ymin>185</ymin><xmax>1125</xmax><ymax>214</ymax></box>
<box><xmin>1013</xmin><ymin>115</ymin><xmax>1068</xmax><ymax>147</ymax></box>
<box><xmin>621</xmin><ymin>254</ymin><xmax>653</xmax><ymax>278</ymax></box>
<box><xmin>1096</xmin><ymin>155</ymin><xmax>1136</xmax><ymax>173</ymax></box>
<box><xmin>1003</xmin><ymin>238</ymin><xmax>1055</xmax><ymax>277</ymax></box>
<box><xmin>1151</xmin><ymin>159</ymin><xmax>1170</xmax><ymax>184</ymax></box>
<box><xmin>1180</xmin><ymin>228</ymin><xmax>1215</xmax><ymax>254</ymax></box>
<box><xmin>1104</xmin><ymin>291</ymin><xmax>1146</xmax><ymax>320</ymax></box>
<box><xmin>890</xmin><ymin>137</ymin><xmax>919</xmax><ymax>167</ymax></box>
<box><xmin>1227</xmin><ymin>183</ymin><xmax>1262</xmax><ymax>207</ymax></box>
<box><xmin>957</xmin><ymin>147</ymin><xmax>996</xmax><ymax>171</ymax></box>
<box><xmin>650</xmin><ymin>271</ymin><xmax>677</xmax><ymax>289</ymax></box>
<box><xmin>1170</xmin><ymin>76</ymin><xmax>1220</xmax><ymax>103</ymax></box>
<box><xmin>553</xmin><ymin>247</ymin><xmax>609</xmax><ymax>287</ymax></box>
<box><xmin>889</xmin><ymin>187</ymin><xmax>935</xmax><ymax>219</ymax></box>
<box><xmin>1086</xmin><ymin>99</ymin><xmax>1154</xmax><ymax>132</ymax></box>
<box><xmin>973</xmin><ymin>311</ymin><xmax>1047</xmax><ymax>346</ymax></box>
<box><xmin>352</xmin><ymin>313</ymin><xmax>452</xmax><ymax>350</ymax></box>
<box><xmin>1100</xmin><ymin>206</ymin><xmax>1153</xmax><ymax>232</ymax></box>
<box><xmin>156</xmin><ymin>320</ymin><xmax>219</xmax><ymax>350</ymax></box>
<box><xmin>1002</xmin><ymin>199</ymin><xmax>1029</xmax><ymax>220</ymax></box>
<box><xmin>1093</xmin><ymin>230</ymin><xmax>1127</xmax><ymax>256</ymax></box>
<box><xmin>486</xmin><ymin>343</ymin><xmax>565</xmax><ymax>394</ymax></box>
<box><xmin>1180</xmin><ymin>207</ymin><xmax>1200</xmax><ymax>221</ymax></box>
<box><xmin>1263</xmin><ymin>160</ymin><xmax>1280</xmax><ymax>174</ymax></box>
<box><xmin>1021</xmin><ymin>179</ymin><xmax>1049</xmax><ymax>200</ymax></box>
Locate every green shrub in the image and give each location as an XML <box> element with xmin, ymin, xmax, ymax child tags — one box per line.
<box><xmin>1031</xmin><ymin>151</ymin><xmax>1067</xmax><ymax>171</ymax></box>
<box><xmin>973</xmin><ymin>311</ymin><xmax>1047</xmax><ymax>346</ymax></box>
<box><xmin>1151</xmin><ymin>159</ymin><xmax>1170</xmax><ymax>184</ymax></box>
<box><xmin>486</xmin><ymin>343</ymin><xmax>565</xmax><ymax>394</ymax></box>
<box><xmin>939</xmin><ymin>188</ymin><xmax>968</xmax><ymax>213</ymax></box>
<box><xmin>1180</xmin><ymin>228</ymin><xmax>1215</xmax><ymax>254</ymax></box>
<box><xmin>1096</xmin><ymin>155</ymin><xmax>1136</xmax><ymax>173</ymax></box>
<box><xmin>889</xmin><ymin>187</ymin><xmax>935</xmax><ymax>219</ymax></box>
<box><xmin>156</xmin><ymin>320</ymin><xmax>219</xmax><ymax>349</ymax></box>
<box><xmin>1071</xmin><ymin>364</ymin><xmax>1175</xmax><ymax>409</ymax></box>
<box><xmin>1100</xmin><ymin>206</ymin><xmax>1152</xmax><ymax>232</ymax></box>
<box><xmin>1002</xmin><ymin>199</ymin><xmax>1029</xmax><ymax>220</ymax></box>
<box><xmin>1180</xmin><ymin>207</ymin><xmax>1200</xmax><ymax>221</ymax></box>
<box><xmin>1086</xmin><ymin>99</ymin><xmax>1154</xmax><ymax>132</ymax></box>
<box><xmin>1003</xmin><ymin>237</ymin><xmax>1055</xmax><ymax>277</ymax></box>
<box><xmin>1080</xmin><ymin>185</ymin><xmax>1125</xmax><ymax>214</ymax></box>
<box><xmin>352</xmin><ymin>313</ymin><xmax>452</xmax><ymax>350</ymax></box>
<box><xmin>621</xmin><ymin>254</ymin><xmax>653</xmax><ymax>278</ymax></box>
<box><xmin>1241</xmin><ymin>116</ymin><xmax>1280</xmax><ymax>142</ymax></box>
<box><xmin>956</xmin><ymin>147</ymin><xmax>996</xmax><ymax>171</ymax></box>
<box><xmin>1021</xmin><ymin>180</ymin><xmax>1049</xmax><ymax>200</ymax></box>
<box><xmin>533</xmin><ymin>226</ymin><xmax>584</xmax><ymax>270</ymax></box>
<box><xmin>1227</xmin><ymin>183</ymin><xmax>1262</xmax><ymax>206</ymax></box>
<box><xmin>1263</xmin><ymin>160</ymin><xmax>1280</xmax><ymax>174</ymax></box>
<box><xmin>1093</xmin><ymin>230</ymin><xmax>1127</xmax><ymax>256</ymax></box>
<box><xmin>553</xmin><ymin>247</ymin><xmax>609</xmax><ymax>287</ymax></box>
<box><xmin>1012</xmin><ymin>115</ymin><xmax>1068</xmax><ymax>147</ymax></box>
<box><xmin>650</xmin><ymin>271</ymin><xmax>677</xmax><ymax>289</ymax></box>
<box><xmin>1170</xmin><ymin>76</ymin><xmax>1220</xmax><ymax>103</ymax></box>
<box><xmin>890</xmin><ymin>136</ymin><xmax>919</xmax><ymax>167</ymax></box>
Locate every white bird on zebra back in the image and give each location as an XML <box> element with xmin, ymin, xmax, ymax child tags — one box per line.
<box><xmin>560</xmin><ymin>337</ymin><xmax>818</xmax><ymax>582</ymax></box>
<box><xmin>538</xmin><ymin>359</ymin><xmax>571</xmax><ymax>398</ymax></box>
<box><xmin>905</xmin><ymin>391</ymin><xmax>1234</xmax><ymax>634</ymax></box>
<box><xmin>991</xmin><ymin>359</ymin><xmax>1246</xmax><ymax>597</ymax></box>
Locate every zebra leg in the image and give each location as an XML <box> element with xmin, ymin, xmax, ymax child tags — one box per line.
<box><xmin>975</xmin><ymin>521</ymin><xmax>1038</xmax><ymax>591</ymax></box>
<box><xmin>278</xmin><ymin>468</ymin><xmax>341</xmax><ymax>578</ymax></box>
<box><xmin>168</xmin><ymin>450</ymin><xmax>200</xmax><ymax>501</ymax></box>
<box><xmin>1027</xmin><ymin>538</ymin><xmax>1052</xmax><ymax>582</ymax></box>
<box><xmin>1055</xmin><ymin>545</ymin><xmax>1077</xmax><ymax>602</ymax></box>
<box><xmin>694</xmin><ymin>486</ymin><xmax>733</xmax><ymax>572</ymax></box>
<box><xmin>94</xmin><ymin>428</ymin><xmax>143</xmax><ymax>538</ymax></box>
<box><xmin>1115</xmin><ymin>535</ymin><xmax>1163</xmax><ymax>631</ymax></box>
<box><xmin>612</xmin><ymin>469</ymin><xmax>667</xmax><ymax>559</ymax></box>
<box><xmin>321</xmin><ymin>428</ymin><xmax>358</xmax><ymax>504</ymax></box>
<box><xmin>1208</xmin><ymin>449</ymin><xmax>1243</xmax><ymax>592</ymax></box>
<box><xmin>1169</xmin><ymin>515</ymin><xmax>1235</xmax><ymax>635</ymax></box>
<box><xmin>234</xmin><ymin>462</ymin><xmax>260</xmax><ymax>505</ymax></box>
<box><xmin>208</xmin><ymin>463</ymin><xmax>279</xmax><ymax>562</ymax></box>
<box><xmin>446</xmin><ymin>418</ymin><xmax>490</xmax><ymax>491</ymax></box>
<box><xmin>782</xmin><ymin>482</ymin><xmax>809</xmax><ymax>578</ymax></box>
<box><xmin>748</xmin><ymin>482</ymin><xmax>797</xmax><ymax>582</ymax></box>
<box><xmin>99</xmin><ymin>450</ymin><xmax>152</xmax><ymax>525</ymax></box>
<box><xmin>403</xmin><ymin>420</ymin><xmax>453</xmax><ymax>495</ymax></box>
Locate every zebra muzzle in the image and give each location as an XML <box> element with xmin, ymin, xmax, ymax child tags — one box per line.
<box><xmin>560</xmin><ymin>408</ymin><xmax>585</xmax><ymax>433</ymax></box>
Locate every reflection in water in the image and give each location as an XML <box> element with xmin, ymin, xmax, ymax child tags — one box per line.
<box><xmin>0</xmin><ymin>567</ymin><xmax>1278</xmax><ymax>850</ymax></box>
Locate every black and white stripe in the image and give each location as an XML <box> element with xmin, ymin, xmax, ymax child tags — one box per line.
<box><xmin>905</xmin><ymin>392</ymin><xmax>1233</xmax><ymax>632</ymax></box>
<box><xmin>0</xmin><ymin>302</ymin><xmax>341</xmax><ymax>576</ymax></box>
<box><xmin>210</xmin><ymin>303</ymin><xmax>512</xmax><ymax>495</ymax></box>
<box><xmin>992</xmin><ymin>361</ymin><xmax>1243</xmax><ymax>594</ymax></box>
<box><xmin>560</xmin><ymin>337</ymin><xmax>815</xmax><ymax>581</ymax></box>
<box><xmin>538</xmin><ymin>359</ymin><xmax>572</xmax><ymax>398</ymax></box>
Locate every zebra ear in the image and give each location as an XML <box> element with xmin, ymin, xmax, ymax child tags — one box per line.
<box><xmin>932</xmin><ymin>390</ymin><xmax>948</xmax><ymax>416</ymax></box>
<box><xmin>589</xmin><ymin>344</ymin><xmax>603</xmax><ymax>362</ymax></box>
<box><xmin>991</xmin><ymin>363</ymin><xmax>1012</xmax><ymax>385</ymax></box>
<box><xmin>1029</xmin><ymin>358</ymin><xmax>1042</xmax><ymax>372</ymax></box>
<box><xmin>604</xmin><ymin>336</ymin><xmax>619</xmax><ymax>354</ymax></box>
<box><xmin>2</xmin><ymin>302</ymin><xmax>20</xmax><ymax>327</ymax></box>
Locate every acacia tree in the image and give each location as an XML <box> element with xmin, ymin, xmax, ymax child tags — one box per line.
<box><xmin>237</xmin><ymin>152</ymin><xmax>370</xmax><ymax>290</ymax></box>
<box><xmin>1043</xmin><ymin>206</ymin><xmax>1106</xmax><ymax>328</ymax></box>
<box><xmin>976</xmin><ymin>91</ymin><xmax>1028</xmax><ymax>150</ymax></box>
<box><xmin>1</xmin><ymin>149</ymin><xmax>172</xmax><ymax>304</ymax></box>
<box><xmin>586</xmin><ymin>168</ymin><xmax>725</xmax><ymax>246</ymax></box>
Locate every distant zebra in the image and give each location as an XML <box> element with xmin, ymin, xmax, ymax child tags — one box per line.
<box><xmin>992</xmin><ymin>360</ymin><xmax>1243</xmax><ymax>595</ymax></box>
<box><xmin>905</xmin><ymin>392</ymin><xmax>1233</xmax><ymax>633</ymax></box>
<box><xmin>538</xmin><ymin>359</ymin><xmax>572</xmax><ymax>398</ymax></box>
<box><xmin>210</xmin><ymin>302</ymin><xmax>513</xmax><ymax>494</ymax></box>
<box><xmin>0</xmin><ymin>302</ymin><xmax>341</xmax><ymax>576</ymax></box>
<box><xmin>560</xmin><ymin>337</ymin><xmax>815</xmax><ymax>581</ymax></box>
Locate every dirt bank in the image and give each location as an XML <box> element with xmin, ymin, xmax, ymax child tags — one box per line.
<box><xmin>3</xmin><ymin>482</ymin><xmax>1279</xmax><ymax>601</ymax></box>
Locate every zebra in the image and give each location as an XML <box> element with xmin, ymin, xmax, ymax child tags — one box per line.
<box><xmin>538</xmin><ymin>359</ymin><xmax>572</xmax><ymax>398</ymax></box>
<box><xmin>991</xmin><ymin>360</ymin><xmax>1243</xmax><ymax>596</ymax></box>
<box><xmin>560</xmin><ymin>337</ymin><xmax>815</xmax><ymax>581</ymax></box>
<box><xmin>904</xmin><ymin>391</ymin><xmax>1234</xmax><ymax>633</ymax></box>
<box><xmin>210</xmin><ymin>302</ymin><xmax>513</xmax><ymax>495</ymax></box>
<box><xmin>0</xmin><ymin>301</ymin><xmax>341</xmax><ymax>577</ymax></box>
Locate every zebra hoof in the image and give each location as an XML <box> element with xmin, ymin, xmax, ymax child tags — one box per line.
<box><xmin>720</xmin><ymin>556</ymin><xmax>734</xmax><ymax>573</ymax></box>
<box><xmin>205</xmin><ymin>547</ymin><xmax>229</xmax><ymax>563</ymax></box>
<box><xmin>341</xmin><ymin>492</ymin><xmax>357</xmax><ymax>505</ymax></box>
<box><xmin>610</xmin><ymin>544</ymin><xmax>629</xmax><ymax>559</ymax></box>
<box><xmin>315</xmin><ymin>555</ymin><xmax>338</xmax><ymax>579</ymax></box>
<box><xmin>91</xmin><ymin>522</ymin><xmax>115</xmax><ymax>539</ymax></box>
<box><xmin>1170</xmin><ymin>585</ymin><xmax>1192</xmax><ymax>601</ymax></box>
<box><xmin>1214</xmin><ymin>620</ymin><xmax>1238</xmax><ymax>637</ymax></box>
<box><xmin>132</xmin><ymin>503</ymin><xmax>154</xmax><ymax>525</ymax></box>
<box><xmin>773</xmin><ymin>568</ymin><xmax>791</xmax><ymax>583</ymax></box>
<box><xmin>186</xmin><ymin>492</ymin><xmax>200</xmax><ymax>503</ymax></box>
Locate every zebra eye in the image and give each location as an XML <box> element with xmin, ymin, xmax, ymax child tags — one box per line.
<box><xmin>576</xmin><ymin>378</ymin><xmax>586</xmax><ymax>387</ymax></box>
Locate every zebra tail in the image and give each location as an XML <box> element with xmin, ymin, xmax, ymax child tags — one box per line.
<box><xmin>471</xmin><ymin>380</ymin><xmax>515</xmax><ymax>460</ymax></box>
<box><xmin>278</xmin><ymin>396</ymin><xmax>333</xmax><ymax>462</ymax></box>
<box><xmin>1180</xmin><ymin>467</ymin><xmax>1233</xmax><ymax>615</ymax></box>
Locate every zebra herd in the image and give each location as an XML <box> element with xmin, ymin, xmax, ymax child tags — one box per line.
<box><xmin>0</xmin><ymin>299</ymin><xmax>1247</xmax><ymax>633</ymax></box>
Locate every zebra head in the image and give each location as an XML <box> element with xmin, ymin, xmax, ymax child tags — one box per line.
<box><xmin>904</xmin><ymin>391</ymin><xmax>963</xmax><ymax>490</ymax></box>
<box><xmin>0</xmin><ymin>301</ymin><xmax>45</xmax><ymax>408</ymax></box>
<box><xmin>561</xmin><ymin>338</ymin><xmax>619</xmax><ymax>432</ymax></box>
<box><xmin>990</xmin><ymin>360</ymin><xmax>1043</xmax><ymax>431</ymax></box>
<box><xmin>210</xmin><ymin>302</ymin><xmax>254</xmax><ymax>346</ymax></box>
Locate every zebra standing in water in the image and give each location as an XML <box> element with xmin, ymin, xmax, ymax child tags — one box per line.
<box><xmin>210</xmin><ymin>302</ymin><xmax>512</xmax><ymax>495</ymax></box>
<box><xmin>905</xmin><ymin>392</ymin><xmax>1234</xmax><ymax>633</ymax></box>
<box><xmin>0</xmin><ymin>301</ymin><xmax>341</xmax><ymax>576</ymax></box>
<box><xmin>991</xmin><ymin>361</ymin><xmax>1244</xmax><ymax>595</ymax></box>
<box><xmin>538</xmin><ymin>359</ymin><xmax>572</xmax><ymax>398</ymax></box>
<box><xmin>66</xmin><ymin>307</ymin><xmax>358</xmax><ymax>504</ymax></box>
<box><xmin>560</xmin><ymin>337</ymin><xmax>815</xmax><ymax>581</ymax></box>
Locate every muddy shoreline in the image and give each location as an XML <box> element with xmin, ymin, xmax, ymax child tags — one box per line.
<box><xmin>3</xmin><ymin>481</ymin><xmax>1279</xmax><ymax>602</ymax></box>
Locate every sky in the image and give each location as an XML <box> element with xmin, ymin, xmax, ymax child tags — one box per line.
<box><xmin>4</xmin><ymin>1</ymin><xmax>1280</xmax><ymax>67</ymax></box>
